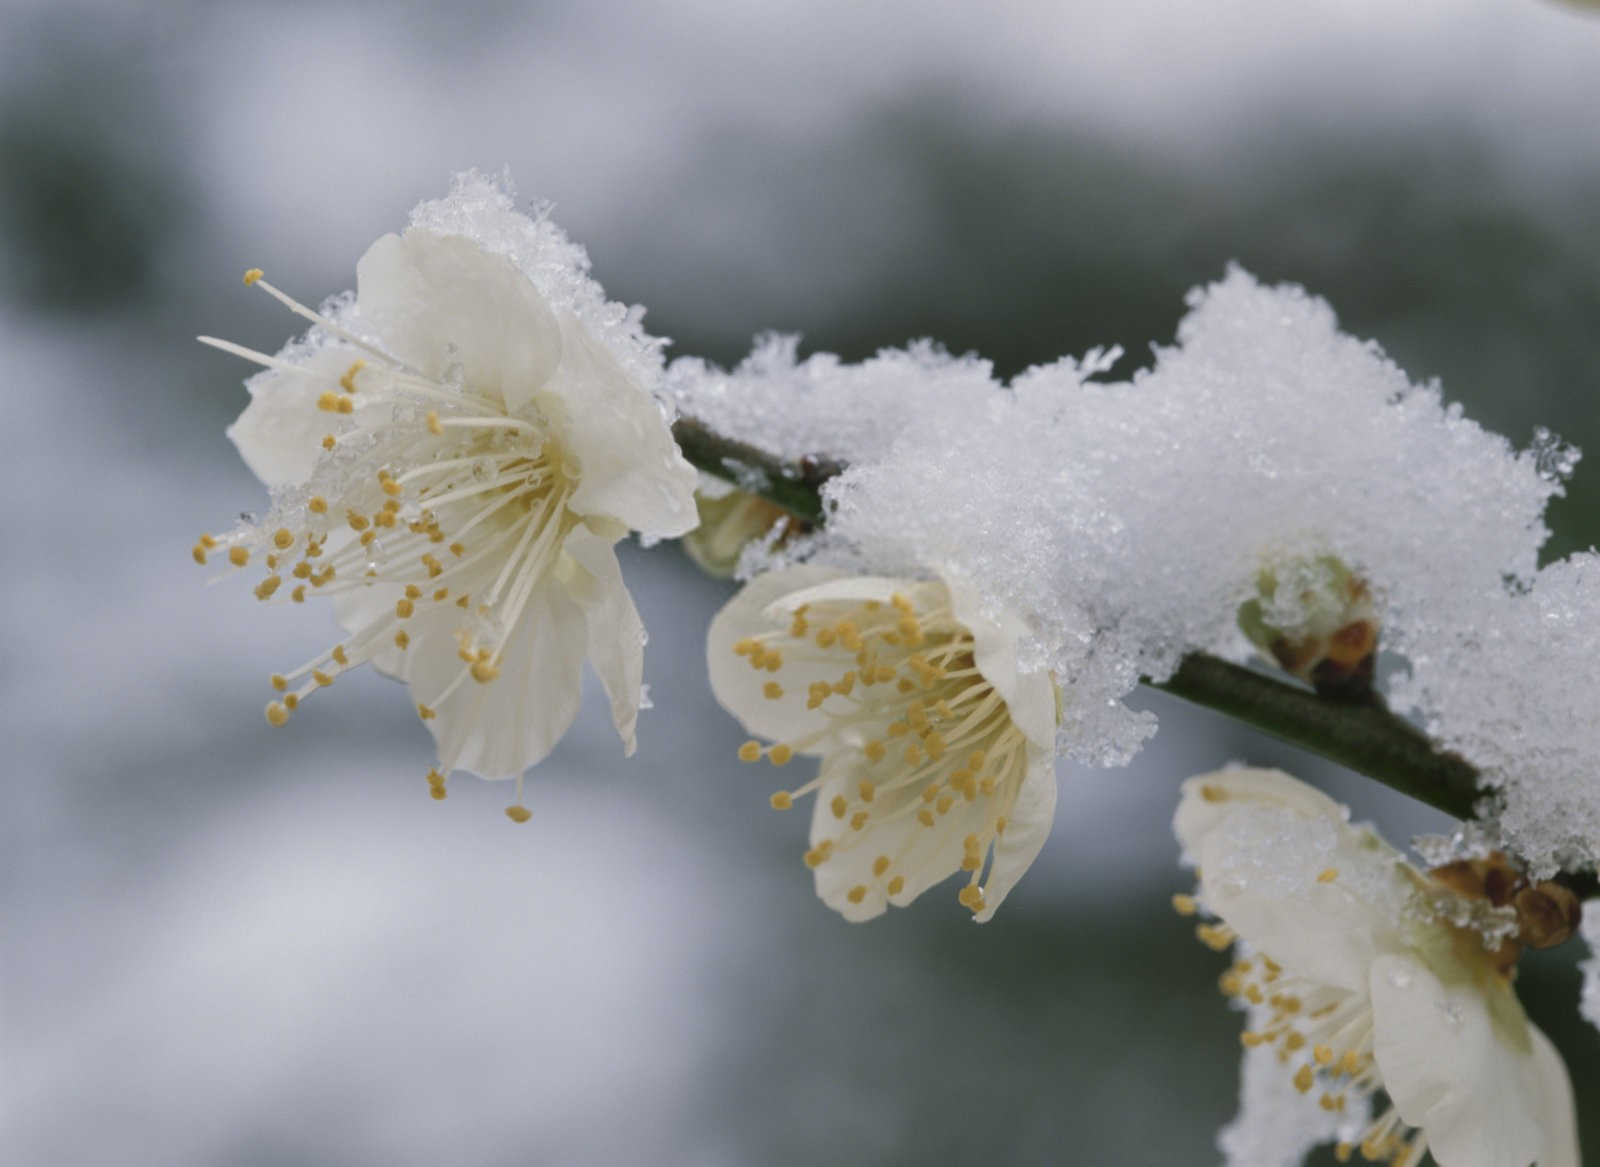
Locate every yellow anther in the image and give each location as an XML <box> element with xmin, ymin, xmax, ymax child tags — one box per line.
<box><xmin>872</xmin><ymin>855</ymin><xmax>891</xmax><ymax>877</ymax></box>
<box><xmin>1284</xmin><ymin>1031</ymin><xmax>1306</xmax><ymax>1052</ymax></box>
<box><xmin>957</xmin><ymin>885</ymin><xmax>986</xmax><ymax>913</ymax></box>
<box><xmin>936</xmin><ymin>795</ymin><xmax>953</xmax><ymax>815</ymax></box>
<box><xmin>265</xmin><ymin>701</ymin><xmax>289</xmax><ymax>727</ymax></box>
<box><xmin>1239</xmin><ymin>1031</ymin><xmax>1266</xmax><ymax>1048</ymax></box>
<box><xmin>923</xmin><ymin>734</ymin><xmax>946</xmax><ymax>760</ymax></box>
<box><xmin>1244</xmin><ymin>984</ymin><xmax>1264</xmax><ymax>1005</ymax></box>
<box><xmin>394</xmin><ymin>631</ymin><xmax>410</xmax><ymax>649</ymax></box>
<box><xmin>316</xmin><ymin>391</ymin><xmax>341</xmax><ymax>412</ymax></box>
<box><xmin>449</xmin><ymin>541</ymin><xmax>465</xmax><ymax>557</ymax></box>
<box><xmin>254</xmin><ymin>575</ymin><xmax>281</xmax><ymax>600</ymax></box>
<box><xmin>1196</xmin><ymin>923</ymin><xmax>1234</xmax><ymax>952</ymax></box>
<box><xmin>890</xmin><ymin>592</ymin><xmax>913</xmax><ymax>614</ymax></box>
<box><xmin>961</xmin><ymin>854</ymin><xmax>982</xmax><ymax>872</ymax></box>
<box><xmin>271</xmin><ymin>527</ymin><xmax>293</xmax><ymax>549</ymax></box>
<box><xmin>1313</xmin><ymin>1044</ymin><xmax>1334</xmax><ymax>1065</ymax></box>
<box><xmin>769</xmin><ymin>791</ymin><xmax>793</xmax><ymax>811</ymax></box>
<box><xmin>994</xmin><ymin>815</ymin><xmax>1007</xmax><ymax>837</ymax></box>
<box><xmin>738</xmin><ymin>739</ymin><xmax>762</xmax><ymax>763</ymax></box>
<box><xmin>339</xmin><ymin>359</ymin><xmax>366</xmax><ymax>392</ymax></box>
<box><xmin>1292</xmin><ymin>1065</ymin><xmax>1314</xmax><ymax>1094</ymax></box>
<box><xmin>968</xmin><ymin>751</ymin><xmax>986</xmax><ymax>770</ymax></box>
<box><xmin>291</xmin><ymin>585</ymin><xmax>306</xmax><ymax>603</ymax></box>
<box><xmin>825</xmin><ymin>795</ymin><xmax>845</xmax><ymax>819</ymax></box>
<box><xmin>917</xmin><ymin>809</ymin><xmax>936</xmax><ymax>828</ymax></box>
<box><xmin>857</xmin><ymin>779</ymin><xmax>875</xmax><ymax>802</ymax></box>
<box><xmin>1334</xmin><ymin>1143</ymin><xmax>1354</xmax><ymax>1164</ymax></box>
<box><xmin>764</xmin><ymin>652</ymin><xmax>782</xmax><ymax>673</ymax></box>
<box><xmin>850</xmin><ymin>811</ymin><xmax>869</xmax><ymax>830</ymax></box>
<box><xmin>283</xmin><ymin>693</ymin><xmax>299</xmax><ymax>710</ymax></box>
<box><xmin>433</xmin><ymin>588</ymin><xmax>448</xmax><ymax>602</ymax></box>
<box><xmin>243</xmin><ymin>267</ymin><xmax>264</xmax><ymax>285</ymax></box>
<box><xmin>1318</xmin><ymin>1093</ymin><xmax>1339</xmax><ymax>1112</ymax></box>
<box><xmin>1338</xmin><ymin>1050</ymin><xmax>1361</xmax><ymax>1076</ymax></box>
<box><xmin>336</xmin><ymin>396</ymin><xmax>354</xmax><ymax>414</ymax></box>
<box><xmin>347</xmin><ymin>511</ymin><xmax>370</xmax><ymax>531</ymax></box>
<box><xmin>814</xmin><ymin>627</ymin><xmax>837</xmax><ymax>648</ymax></box>
<box><xmin>887</xmin><ymin>875</ymin><xmax>905</xmax><ymax>896</ymax></box>
<box><xmin>307</xmin><ymin>495</ymin><xmax>328</xmax><ymax>515</ymax></box>
<box><xmin>874</xmin><ymin>666</ymin><xmax>896</xmax><ymax>684</ymax></box>
<box><xmin>228</xmin><ymin>545</ymin><xmax>250</xmax><ymax>567</ymax></box>
<box><xmin>864</xmin><ymin>740</ymin><xmax>886</xmax><ymax>762</ymax></box>
<box><xmin>763</xmin><ymin>681</ymin><xmax>783</xmax><ymax>700</ymax></box>
<box><xmin>834</xmin><ymin>671</ymin><xmax>857</xmax><ymax>695</ymax></box>
<box><xmin>886</xmin><ymin>721</ymin><xmax>908</xmax><ymax>738</ymax></box>
<box><xmin>471</xmin><ymin>660</ymin><xmax>500</xmax><ymax>683</ymax></box>
<box><xmin>1317</xmin><ymin>867</ymin><xmax>1339</xmax><ymax>883</ymax></box>
<box><xmin>192</xmin><ymin>543</ymin><xmax>208</xmax><ymax>565</ymax></box>
<box><xmin>962</xmin><ymin>833</ymin><xmax>980</xmax><ymax>852</ymax></box>
<box><xmin>769</xmin><ymin>744</ymin><xmax>793</xmax><ymax>766</ymax></box>
<box><xmin>322</xmin><ymin>434</ymin><xmax>336</xmax><ymax>450</ymax></box>
<box><xmin>291</xmin><ymin>561</ymin><xmax>312</xmax><ymax>579</ymax></box>
<box><xmin>1200</xmin><ymin>783</ymin><xmax>1227</xmax><ymax>803</ymax></box>
<box><xmin>312</xmin><ymin>669</ymin><xmax>334</xmax><ymax>687</ymax></box>
<box><xmin>396</xmin><ymin>598</ymin><xmax>414</xmax><ymax>619</ymax></box>
<box><xmin>846</xmin><ymin>885</ymin><xmax>867</xmax><ymax>904</ymax></box>
<box><xmin>331</xmin><ymin>644</ymin><xmax>348</xmax><ymax>666</ymax></box>
<box><xmin>505</xmin><ymin>804</ymin><xmax>532</xmax><ymax>824</ymax></box>
<box><xmin>382</xmin><ymin>478</ymin><xmax>403</xmax><ymax>497</ymax></box>
<box><xmin>903</xmin><ymin>743</ymin><xmax>922</xmax><ymax>766</ymax></box>
<box><xmin>270</xmin><ymin>673</ymin><xmax>288</xmax><ymax>691</ymax></box>
<box><xmin>417</xmin><ymin>703</ymin><xmax>436</xmax><ymax>720</ymax></box>
<box><xmin>456</xmin><ymin>595</ymin><xmax>470</xmax><ymax>608</ymax></box>
<box><xmin>921</xmin><ymin>784</ymin><xmax>942</xmax><ymax>803</ymax></box>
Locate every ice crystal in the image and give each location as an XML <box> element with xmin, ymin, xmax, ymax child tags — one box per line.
<box><xmin>1395</xmin><ymin>553</ymin><xmax>1600</xmax><ymax>877</ymax></box>
<box><xmin>1582</xmin><ymin>905</ymin><xmax>1600</xmax><ymax>1036</ymax></box>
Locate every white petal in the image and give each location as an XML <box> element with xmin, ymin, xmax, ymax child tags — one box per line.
<box><xmin>945</xmin><ymin>574</ymin><xmax>1056</xmax><ymax>749</ymax></box>
<box><xmin>397</xmin><ymin>580</ymin><xmax>587</xmax><ymax>779</ymax></box>
<box><xmin>560</xmin><ymin>527</ymin><xmax>646</xmax><ymax>757</ymax></box>
<box><xmin>974</xmin><ymin>744</ymin><xmax>1057</xmax><ymax>922</ymax></box>
<box><xmin>805</xmin><ymin>751</ymin><xmax>997</xmax><ymax>922</ymax></box>
<box><xmin>1173</xmin><ymin>766</ymin><xmax>1348</xmax><ymax>861</ymax></box>
<box><xmin>1193</xmin><ymin>801</ymin><xmax>1410</xmax><ymax>992</ymax></box>
<box><xmin>1526</xmin><ymin>1023</ymin><xmax>1581</xmax><ymax>1167</ymax></box>
<box><xmin>706</xmin><ymin>564</ymin><xmax>858</xmax><ymax>748</ymax></box>
<box><xmin>1369</xmin><ymin>953</ymin><xmax>1560</xmax><ymax>1167</ymax></box>
<box><xmin>225</xmin><ymin>345</ymin><xmax>355</xmax><ymax>489</ymax></box>
<box><xmin>354</xmin><ymin>231</ymin><xmax>563</xmax><ymax>412</ymax></box>
<box><xmin>538</xmin><ymin>310</ymin><xmax>699</xmax><ymax>537</ymax></box>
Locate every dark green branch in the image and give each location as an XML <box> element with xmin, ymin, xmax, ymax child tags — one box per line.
<box><xmin>673</xmin><ymin>416</ymin><xmax>1595</xmax><ymax>894</ymax></box>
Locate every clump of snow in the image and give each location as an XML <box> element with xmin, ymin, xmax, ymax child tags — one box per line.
<box><xmin>1219</xmin><ymin>1031</ymin><xmax>1368</xmax><ymax>1167</ymax></box>
<box><xmin>1394</xmin><ymin>553</ymin><xmax>1600</xmax><ymax>877</ymax></box>
<box><xmin>666</xmin><ymin>332</ymin><xmax>1007</xmax><ymax>464</ymax></box>
<box><xmin>818</xmin><ymin>266</ymin><xmax>1564</xmax><ymax>766</ymax></box>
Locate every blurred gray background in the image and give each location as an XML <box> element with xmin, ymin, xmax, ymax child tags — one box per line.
<box><xmin>3</xmin><ymin>1</ymin><xmax>1598</xmax><ymax>1163</ymax></box>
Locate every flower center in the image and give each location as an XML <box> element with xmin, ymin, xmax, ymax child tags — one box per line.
<box><xmin>733</xmin><ymin>589</ymin><xmax>1031</xmax><ymax>914</ymax></box>
<box><xmin>1179</xmin><ymin>902</ymin><xmax>1429</xmax><ymax>1165</ymax></box>
<box><xmin>194</xmin><ymin>268</ymin><xmax>579</xmax><ymax>817</ymax></box>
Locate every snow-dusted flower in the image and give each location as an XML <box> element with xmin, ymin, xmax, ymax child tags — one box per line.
<box><xmin>194</xmin><ymin>176</ymin><xmax>698</xmax><ymax>816</ymax></box>
<box><xmin>1175</xmin><ymin>767</ymin><xmax>1578</xmax><ymax>1167</ymax></box>
<box><xmin>708</xmin><ymin>565</ymin><xmax>1057</xmax><ymax>921</ymax></box>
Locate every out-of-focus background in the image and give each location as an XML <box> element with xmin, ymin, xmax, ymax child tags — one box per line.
<box><xmin>3</xmin><ymin>1</ymin><xmax>1598</xmax><ymax>1163</ymax></box>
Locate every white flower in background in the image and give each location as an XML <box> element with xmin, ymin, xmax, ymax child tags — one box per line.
<box><xmin>707</xmin><ymin>565</ymin><xmax>1058</xmax><ymax>921</ymax></box>
<box><xmin>194</xmin><ymin>176</ymin><xmax>698</xmax><ymax>817</ymax></box>
<box><xmin>1174</xmin><ymin>767</ymin><xmax>1578</xmax><ymax>1167</ymax></box>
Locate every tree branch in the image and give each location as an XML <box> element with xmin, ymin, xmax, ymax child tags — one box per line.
<box><xmin>672</xmin><ymin>415</ymin><xmax>1596</xmax><ymax>893</ymax></box>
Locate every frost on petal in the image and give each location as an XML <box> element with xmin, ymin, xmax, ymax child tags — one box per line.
<box><xmin>353</xmin><ymin>230</ymin><xmax>563</xmax><ymax>409</ymax></box>
<box><xmin>946</xmin><ymin>574</ymin><xmax>1056</xmax><ymax>750</ymax></box>
<box><xmin>1177</xmin><ymin>771</ymin><xmax>1414</xmax><ymax>993</ymax></box>
<box><xmin>1368</xmin><ymin>953</ymin><xmax>1570</xmax><ymax>1167</ymax></box>
<box><xmin>560</xmin><ymin>528</ymin><xmax>646</xmax><ymax>757</ymax></box>
<box><xmin>1218</xmin><ymin>1036</ymin><xmax>1366</xmax><ymax>1167</ymax></box>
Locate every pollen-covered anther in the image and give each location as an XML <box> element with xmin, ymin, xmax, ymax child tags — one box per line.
<box><xmin>426</xmin><ymin>768</ymin><xmax>447</xmax><ymax>801</ymax></box>
<box><xmin>505</xmin><ymin>804</ymin><xmax>532</xmax><ymax>824</ymax></box>
<box><xmin>265</xmin><ymin>701</ymin><xmax>290</xmax><ymax>727</ymax></box>
<box><xmin>770</xmin><ymin>790</ymin><xmax>793</xmax><ymax>810</ymax></box>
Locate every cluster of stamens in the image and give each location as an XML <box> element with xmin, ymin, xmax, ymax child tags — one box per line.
<box><xmin>734</xmin><ymin>588</ymin><xmax>1031</xmax><ymax>915</ymax></box>
<box><xmin>196</xmin><ymin>267</ymin><xmax>579</xmax><ymax>821</ymax></box>
<box><xmin>1176</xmin><ymin>870</ymin><xmax>1428</xmax><ymax>1166</ymax></box>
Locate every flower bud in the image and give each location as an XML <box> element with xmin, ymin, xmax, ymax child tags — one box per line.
<box><xmin>682</xmin><ymin>481</ymin><xmax>806</xmax><ymax>578</ymax></box>
<box><xmin>1237</xmin><ymin>554</ymin><xmax>1378</xmax><ymax>699</ymax></box>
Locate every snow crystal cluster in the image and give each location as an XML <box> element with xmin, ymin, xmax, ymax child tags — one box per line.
<box><xmin>671</xmin><ymin>267</ymin><xmax>1599</xmax><ymax>874</ymax></box>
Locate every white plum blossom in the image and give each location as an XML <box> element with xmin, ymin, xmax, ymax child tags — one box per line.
<box><xmin>194</xmin><ymin>174</ymin><xmax>698</xmax><ymax>816</ymax></box>
<box><xmin>707</xmin><ymin>565</ymin><xmax>1057</xmax><ymax>921</ymax></box>
<box><xmin>1174</xmin><ymin>767</ymin><xmax>1578</xmax><ymax>1167</ymax></box>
